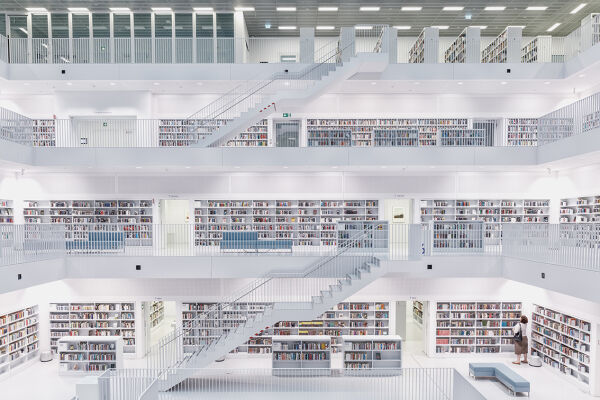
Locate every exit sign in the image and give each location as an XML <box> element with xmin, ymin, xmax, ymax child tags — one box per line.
<box><xmin>282</xmin><ymin>113</ymin><xmax>291</xmax><ymax>117</ymax></box>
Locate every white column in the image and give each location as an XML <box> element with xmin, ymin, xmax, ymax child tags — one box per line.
<box><xmin>67</xmin><ymin>13</ymin><xmax>73</xmax><ymax>62</ymax></box>
<box><xmin>26</xmin><ymin>14</ymin><xmax>33</xmax><ymax>64</ymax></box>
<box><xmin>464</xmin><ymin>27</ymin><xmax>481</xmax><ymax>63</ymax></box>
<box><xmin>47</xmin><ymin>14</ymin><xmax>53</xmax><ymax>64</ymax></box>
<box><xmin>150</xmin><ymin>13</ymin><xmax>155</xmax><ymax>64</ymax></box>
<box><xmin>130</xmin><ymin>13</ymin><xmax>134</xmax><ymax>63</ymax></box>
<box><xmin>339</xmin><ymin>27</ymin><xmax>355</xmax><ymax>62</ymax></box>
<box><xmin>109</xmin><ymin>13</ymin><xmax>115</xmax><ymax>63</ymax></box>
<box><xmin>505</xmin><ymin>26</ymin><xmax>523</xmax><ymax>63</ymax></box>
<box><xmin>192</xmin><ymin>13</ymin><xmax>197</xmax><ymax>63</ymax></box>
<box><xmin>299</xmin><ymin>27</ymin><xmax>314</xmax><ymax>63</ymax></box>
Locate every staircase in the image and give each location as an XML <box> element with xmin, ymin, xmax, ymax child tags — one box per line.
<box><xmin>188</xmin><ymin>26</ymin><xmax>391</xmax><ymax>148</ymax></box>
<box><xmin>145</xmin><ymin>227</ymin><xmax>390</xmax><ymax>393</ymax></box>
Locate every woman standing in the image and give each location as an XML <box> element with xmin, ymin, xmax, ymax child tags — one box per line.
<box><xmin>513</xmin><ymin>315</ymin><xmax>529</xmax><ymax>365</ymax></box>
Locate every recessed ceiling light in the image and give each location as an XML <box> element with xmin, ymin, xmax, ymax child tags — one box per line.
<box><xmin>570</xmin><ymin>3</ymin><xmax>587</xmax><ymax>14</ymax></box>
<box><xmin>526</xmin><ymin>6</ymin><xmax>548</xmax><ymax>10</ymax></box>
<box><xmin>355</xmin><ymin>25</ymin><xmax>373</xmax><ymax>30</ymax></box>
<box><xmin>68</xmin><ymin>7</ymin><xmax>89</xmax><ymax>13</ymax></box>
<box><xmin>194</xmin><ymin>7</ymin><xmax>213</xmax><ymax>11</ymax></box>
<box><xmin>25</xmin><ymin>7</ymin><xmax>47</xmax><ymax>12</ymax></box>
<box><xmin>277</xmin><ymin>7</ymin><xmax>296</xmax><ymax>11</ymax></box>
<box><xmin>196</xmin><ymin>82</ymin><xmax>203</xmax><ymax>86</ymax></box>
<box><xmin>283</xmin><ymin>166</ymin><xmax>289</xmax><ymax>169</ymax></box>
<box><xmin>360</xmin><ymin>6</ymin><xmax>380</xmax><ymax>11</ymax></box>
<box><xmin>318</xmin><ymin>7</ymin><xmax>338</xmax><ymax>11</ymax></box>
<box><xmin>151</xmin><ymin>7</ymin><xmax>171</xmax><ymax>12</ymax></box>
<box><xmin>109</xmin><ymin>82</ymin><xmax>116</xmax><ymax>86</ymax></box>
<box><xmin>331</xmin><ymin>166</ymin><xmax>338</xmax><ymax>169</ymax></box>
<box><xmin>457</xmin><ymin>81</ymin><xmax>464</xmax><ymax>85</ymax></box>
<box><xmin>413</xmin><ymin>81</ymin><xmax>421</xmax><ymax>85</ymax></box>
<box><xmin>153</xmin><ymin>82</ymin><xmax>160</xmax><ymax>86</ymax></box>
<box><xmin>547</xmin><ymin>23</ymin><xmax>561</xmax><ymax>32</ymax></box>
<box><xmin>443</xmin><ymin>6</ymin><xmax>464</xmax><ymax>11</ymax></box>
<box><xmin>135</xmin><ymin>166</ymin><xmax>142</xmax><ymax>169</ymax></box>
<box><xmin>485</xmin><ymin>6</ymin><xmax>506</xmax><ymax>11</ymax></box>
<box><xmin>23</xmin><ymin>82</ymin><xmax>31</xmax><ymax>86</ymax></box>
<box><xmin>265</xmin><ymin>23</ymin><xmax>271</xmax><ymax>29</ymax></box>
<box><xmin>544</xmin><ymin>81</ymin><xmax>551</xmax><ymax>85</ymax></box>
<box><xmin>500</xmin><ymin>81</ymin><xmax>508</xmax><ymax>85</ymax></box>
<box><xmin>432</xmin><ymin>26</ymin><xmax>449</xmax><ymax>29</ymax></box>
<box><xmin>66</xmin><ymin>82</ymin><xmax>73</xmax><ymax>86</ymax></box>
<box><xmin>394</xmin><ymin>26</ymin><xmax>412</xmax><ymax>30</ymax></box>
<box><xmin>234</xmin><ymin>7</ymin><xmax>255</xmax><ymax>11</ymax></box>
<box><xmin>402</xmin><ymin>6</ymin><xmax>422</xmax><ymax>11</ymax></box>
<box><xmin>371</xmin><ymin>82</ymin><xmax>377</xmax><ymax>85</ymax></box>
<box><xmin>278</xmin><ymin>26</ymin><xmax>297</xmax><ymax>30</ymax></box>
<box><xmin>578</xmin><ymin>74</ymin><xmax>585</xmax><ymax>78</ymax></box>
<box><xmin>234</xmin><ymin>166</ymin><xmax>241</xmax><ymax>169</ymax></box>
<box><xmin>185</xmin><ymin>166</ymin><xmax>191</xmax><ymax>169</ymax></box>
<box><xmin>465</xmin><ymin>13</ymin><xmax>472</xmax><ymax>19</ymax></box>
<box><xmin>316</xmin><ymin>26</ymin><xmax>335</xmax><ymax>30</ymax></box>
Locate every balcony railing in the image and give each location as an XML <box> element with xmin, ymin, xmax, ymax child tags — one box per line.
<box><xmin>538</xmin><ymin>92</ymin><xmax>600</xmax><ymax>145</ymax></box>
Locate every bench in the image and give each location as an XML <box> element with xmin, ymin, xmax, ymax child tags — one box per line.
<box><xmin>220</xmin><ymin>232</ymin><xmax>293</xmax><ymax>253</ymax></box>
<box><xmin>469</xmin><ymin>363</ymin><xmax>530</xmax><ymax>397</ymax></box>
<box><xmin>66</xmin><ymin>232</ymin><xmax>125</xmax><ymax>253</ymax></box>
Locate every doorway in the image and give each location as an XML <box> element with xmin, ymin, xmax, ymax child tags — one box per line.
<box><xmin>275</xmin><ymin>120</ymin><xmax>300</xmax><ymax>147</ymax></box>
<box><xmin>159</xmin><ymin>199</ymin><xmax>191</xmax><ymax>250</ymax></box>
<box><xmin>396</xmin><ymin>300</ymin><xmax>428</xmax><ymax>357</ymax></box>
<box><xmin>144</xmin><ymin>300</ymin><xmax>178</xmax><ymax>352</ymax></box>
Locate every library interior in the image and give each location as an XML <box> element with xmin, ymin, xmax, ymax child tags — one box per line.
<box><xmin>1</xmin><ymin>1</ymin><xmax>600</xmax><ymax>399</ymax></box>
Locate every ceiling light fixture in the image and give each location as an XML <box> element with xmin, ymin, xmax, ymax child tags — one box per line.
<box><xmin>360</xmin><ymin>6</ymin><xmax>380</xmax><ymax>11</ymax></box>
<box><xmin>66</xmin><ymin>82</ymin><xmax>73</xmax><ymax>86</ymax></box>
<box><xmin>316</xmin><ymin>26</ymin><xmax>335</xmax><ymax>30</ymax></box>
<box><xmin>526</xmin><ymin>6</ymin><xmax>548</xmax><ymax>10</ymax></box>
<box><xmin>318</xmin><ymin>7</ymin><xmax>338</xmax><ymax>11</ymax></box>
<box><xmin>457</xmin><ymin>82</ymin><xmax>464</xmax><ymax>85</ymax></box>
<box><xmin>277</xmin><ymin>7</ymin><xmax>296</xmax><ymax>11</ymax></box>
<box><xmin>485</xmin><ymin>6</ymin><xmax>506</xmax><ymax>11</ymax></box>
<box><xmin>371</xmin><ymin>82</ymin><xmax>377</xmax><ymax>85</ymax></box>
<box><xmin>547</xmin><ymin>23</ymin><xmax>561</xmax><ymax>32</ymax></box>
<box><xmin>570</xmin><ymin>3</ymin><xmax>587</xmax><ymax>14</ymax></box>
<box><xmin>394</xmin><ymin>26</ymin><xmax>412</xmax><ymax>30</ymax></box>
<box><xmin>25</xmin><ymin>7</ymin><xmax>47</xmax><ymax>12</ymax></box>
<box><xmin>401</xmin><ymin>6</ymin><xmax>422</xmax><ymax>11</ymax></box>
<box><xmin>109</xmin><ymin>82</ymin><xmax>116</xmax><ymax>86</ymax></box>
<box><xmin>153</xmin><ymin>82</ymin><xmax>160</xmax><ymax>86</ymax></box>
<box><xmin>265</xmin><ymin>23</ymin><xmax>271</xmax><ymax>29</ymax></box>
<box><xmin>443</xmin><ymin>6</ymin><xmax>464</xmax><ymax>11</ymax></box>
<box><xmin>544</xmin><ymin>81</ymin><xmax>551</xmax><ymax>85</ymax></box>
<box><xmin>500</xmin><ymin>81</ymin><xmax>508</xmax><ymax>85</ymax></box>
<box><xmin>278</xmin><ymin>26</ymin><xmax>297</xmax><ymax>30</ymax></box>
<box><xmin>234</xmin><ymin>6</ymin><xmax>255</xmax><ymax>11</ymax></box>
<box><xmin>465</xmin><ymin>13</ymin><xmax>472</xmax><ymax>19</ymax></box>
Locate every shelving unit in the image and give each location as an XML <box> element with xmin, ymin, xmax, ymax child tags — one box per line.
<box><xmin>158</xmin><ymin>119</ymin><xmax>268</xmax><ymax>147</ymax></box>
<box><xmin>440</xmin><ymin>128</ymin><xmax>485</xmax><ymax>147</ymax></box>
<box><xmin>272</xmin><ymin>335</ymin><xmax>331</xmax><ymax>376</ymax></box>
<box><xmin>32</xmin><ymin>119</ymin><xmax>56</xmax><ymax>147</ymax></box>
<box><xmin>49</xmin><ymin>302</ymin><xmax>136</xmax><ymax>355</ymax></box>
<box><xmin>409</xmin><ymin>27</ymin><xmax>439</xmax><ymax>64</ymax></box>
<box><xmin>507</xmin><ymin>118</ymin><xmax>538</xmax><ymax>146</ymax></box>
<box><xmin>307</xmin><ymin>119</ymin><xmax>469</xmax><ymax>148</ymax></box>
<box><xmin>521</xmin><ymin>36</ymin><xmax>552</xmax><ymax>63</ymax></box>
<box><xmin>57</xmin><ymin>336</ymin><xmax>123</xmax><ymax>375</ymax></box>
<box><xmin>431</xmin><ymin>221</ymin><xmax>484</xmax><ymax>253</ymax></box>
<box><xmin>0</xmin><ymin>200</ymin><xmax>13</xmax><ymax>223</ymax></box>
<box><xmin>22</xmin><ymin>199</ymin><xmax>153</xmax><ymax>245</ymax></box>
<box><xmin>583</xmin><ymin>111</ymin><xmax>600</xmax><ymax>133</ymax></box>
<box><xmin>342</xmin><ymin>335</ymin><xmax>402</xmax><ymax>373</ymax></box>
<box><xmin>337</xmin><ymin>220</ymin><xmax>388</xmax><ymax>250</ymax></box>
<box><xmin>435</xmin><ymin>301</ymin><xmax>522</xmax><ymax>355</ymax></box>
<box><xmin>537</xmin><ymin>118</ymin><xmax>575</xmax><ymax>145</ymax></box>
<box><xmin>193</xmin><ymin>199</ymin><xmax>379</xmax><ymax>247</ymax></box>
<box><xmin>412</xmin><ymin>301</ymin><xmax>423</xmax><ymax>326</ymax></box>
<box><xmin>581</xmin><ymin>13</ymin><xmax>600</xmax><ymax>50</ymax></box>
<box><xmin>0</xmin><ymin>305</ymin><xmax>39</xmax><ymax>377</ymax></box>
<box><xmin>225</xmin><ymin>119</ymin><xmax>269</xmax><ymax>147</ymax></box>
<box><xmin>481</xmin><ymin>26</ymin><xmax>523</xmax><ymax>63</ymax></box>
<box><xmin>531</xmin><ymin>304</ymin><xmax>591</xmax><ymax>387</ymax></box>
<box><xmin>150</xmin><ymin>301</ymin><xmax>165</xmax><ymax>329</ymax></box>
<box><xmin>444</xmin><ymin>27</ymin><xmax>481</xmax><ymax>64</ymax></box>
<box><xmin>560</xmin><ymin>195</ymin><xmax>600</xmax><ymax>223</ymax></box>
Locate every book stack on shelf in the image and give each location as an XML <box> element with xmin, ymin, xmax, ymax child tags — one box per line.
<box><xmin>272</xmin><ymin>336</ymin><xmax>331</xmax><ymax>375</ymax></box>
<box><xmin>481</xmin><ymin>27</ymin><xmax>522</xmax><ymax>63</ymax></box>
<box><xmin>521</xmin><ymin>36</ymin><xmax>552</xmax><ymax>63</ymax></box>
<box><xmin>225</xmin><ymin>119</ymin><xmax>269</xmax><ymax>147</ymax></box>
<box><xmin>49</xmin><ymin>302</ymin><xmax>136</xmax><ymax>355</ymax></box>
<box><xmin>342</xmin><ymin>335</ymin><xmax>402</xmax><ymax>373</ymax></box>
<box><xmin>193</xmin><ymin>199</ymin><xmax>379</xmax><ymax>247</ymax></box>
<box><xmin>22</xmin><ymin>199</ymin><xmax>153</xmax><ymax>246</ymax></box>
<box><xmin>0</xmin><ymin>199</ymin><xmax>13</xmax><ymax>223</ymax></box>
<box><xmin>412</xmin><ymin>301</ymin><xmax>424</xmax><ymax>326</ymax></box>
<box><xmin>440</xmin><ymin>128</ymin><xmax>486</xmax><ymax>147</ymax></box>
<box><xmin>0</xmin><ymin>305</ymin><xmax>39</xmax><ymax>377</ymax></box>
<box><xmin>409</xmin><ymin>28</ymin><xmax>438</xmax><ymax>63</ymax></box>
<box><xmin>150</xmin><ymin>301</ymin><xmax>165</xmax><ymax>328</ymax></box>
<box><xmin>444</xmin><ymin>27</ymin><xmax>480</xmax><ymax>64</ymax></box>
<box><xmin>431</xmin><ymin>221</ymin><xmax>484</xmax><ymax>253</ymax></box>
<box><xmin>435</xmin><ymin>301</ymin><xmax>522</xmax><ymax>354</ymax></box>
<box><xmin>537</xmin><ymin>118</ymin><xmax>575</xmax><ymax>145</ymax></box>
<box><xmin>337</xmin><ymin>220</ymin><xmax>388</xmax><ymax>250</ymax></box>
<box><xmin>158</xmin><ymin>119</ymin><xmax>227</xmax><ymax>147</ymax></box>
<box><xmin>57</xmin><ymin>336</ymin><xmax>123</xmax><ymax>375</ymax></box>
<box><xmin>531</xmin><ymin>304</ymin><xmax>591</xmax><ymax>386</ymax></box>
<box><xmin>31</xmin><ymin>119</ymin><xmax>56</xmax><ymax>147</ymax></box>
<box><xmin>559</xmin><ymin>196</ymin><xmax>600</xmax><ymax>223</ymax></box>
<box><xmin>583</xmin><ymin>111</ymin><xmax>600</xmax><ymax>133</ymax></box>
<box><xmin>181</xmin><ymin>301</ymin><xmax>390</xmax><ymax>355</ymax></box>
<box><xmin>507</xmin><ymin>118</ymin><xmax>538</xmax><ymax>146</ymax></box>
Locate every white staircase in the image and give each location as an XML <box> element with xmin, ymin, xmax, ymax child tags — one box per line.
<box><xmin>145</xmin><ymin>229</ymin><xmax>390</xmax><ymax>394</ymax></box>
<box><xmin>187</xmin><ymin>27</ymin><xmax>391</xmax><ymax>148</ymax></box>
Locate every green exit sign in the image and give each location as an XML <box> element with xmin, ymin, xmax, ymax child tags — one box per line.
<box><xmin>282</xmin><ymin>113</ymin><xmax>291</xmax><ymax>118</ymax></box>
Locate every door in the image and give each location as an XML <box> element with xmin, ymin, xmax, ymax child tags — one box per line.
<box><xmin>275</xmin><ymin>120</ymin><xmax>300</xmax><ymax>147</ymax></box>
<box><xmin>159</xmin><ymin>200</ymin><xmax>191</xmax><ymax>250</ymax></box>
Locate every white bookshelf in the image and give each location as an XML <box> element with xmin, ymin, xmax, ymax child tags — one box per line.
<box><xmin>31</xmin><ymin>119</ymin><xmax>56</xmax><ymax>147</ymax></box>
<box><xmin>58</xmin><ymin>336</ymin><xmax>123</xmax><ymax>375</ymax></box>
<box><xmin>337</xmin><ymin>220</ymin><xmax>388</xmax><ymax>251</ymax></box>
<box><xmin>23</xmin><ymin>199</ymin><xmax>153</xmax><ymax>245</ymax></box>
<box><xmin>531</xmin><ymin>304</ymin><xmax>592</xmax><ymax>387</ymax></box>
<box><xmin>49</xmin><ymin>302</ymin><xmax>136</xmax><ymax>355</ymax></box>
<box><xmin>581</xmin><ymin>13</ymin><xmax>600</xmax><ymax>51</ymax></box>
<box><xmin>0</xmin><ymin>200</ymin><xmax>13</xmax><ymax>224</ymax></box>
<box><xmin>440</xmin><ymin>128</ymin><xmax>485</xmax><ymax>147</ymax></box>
<box><xmin>158</xmin><ymin>119</ymin><xmax>269</xmax><ymax>147</ymax></box>
<box><xmin>560</xmin><ymin>195</ymin><xmax>600</xmax><ymax>224</ymax></box>
<box><xmin>342</xmin><ymin>335</ymin><xmax>402</xmax><ymax>372</ymax></box>
<box><xmin>193</xmin><ymin>199</ymin><xmax>379</xmax><ymax>248</ymax></box>
<box><xmin>150</xmin><ymin>301</ymin><xmax>165</xmax><ymax>329</ymax></box>
<box><xmin>412</xmin><ymin>301</ymin><xmax>423</xmax><ymax>326</ymax></box>
<box><xmin>409</xmin><ymin>27</ymin><xmax>439</xmax><ymax>63</ymax></box>
<box><xmin>507</xmin><ymin>118</ymin><xmax>538</xmax><ymax>146</ymax></box>
<box><xmin>444</xmin><ymin>27</ymin><xmax>481</xmax><ymax>63</ymax></box>
<box><xmin>435</xmin><ymin>301</ymin><xmax>522</xmax><ymax>355</ymax></box>
<box><xmin>225</xmin><ymin>119</ymin><xmax>268</xmax><ymax>147</ymax></box>
<box><xmin>583</xmin><ymin>111</ymin><xmax>600</xmax><ymax>133</ymax></box>
<box><xmin>272</xmin><ymin>335</ymin><xmax>331</xmax><ymax>375</ymax></box>
<box><xmin>0</xmin><ymin>305</ymin><xmax>39</xmax><ymax>377</ymax></box>
<box><xmin>481</xmin><ymin>26</ymin><xmax>523</xmax><ymax>63</ymax></box>
<box><xmin>521</xmin><ymin>36</ymin><xmax>552</xmax><ymax>63</ymax></box>
<box><xmin>537</xmin><ymin>117</ymin><xmax>575</xmax><ymax>145</ymax></box>
<box><xmin>431</xmin><ymin>221</ymin><xmax>484</xmax><ymax>253</ymax></box>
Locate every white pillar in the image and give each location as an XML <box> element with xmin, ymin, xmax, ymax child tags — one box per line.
<box><xmin>299</xmin><ymin>27</ymin><xmax>314</xmax><ymax>63</ymax></box>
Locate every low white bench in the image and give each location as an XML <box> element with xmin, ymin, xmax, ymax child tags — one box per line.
<box><xmin>469</xmin><ymin>362</ymin><xmax>530</xmax><ymax>397</ymax></box>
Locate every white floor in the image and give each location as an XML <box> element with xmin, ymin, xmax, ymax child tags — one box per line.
<box><xmin>0</xmin><ymin>321</ymin><xmax>596</xmax><ymax>400</ymax></box>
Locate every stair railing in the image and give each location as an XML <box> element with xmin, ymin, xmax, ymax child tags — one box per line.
<box><xmin>146</xmin><ymin>222</ymin><xmax>390</xmax><ymax>371</ymax></box>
